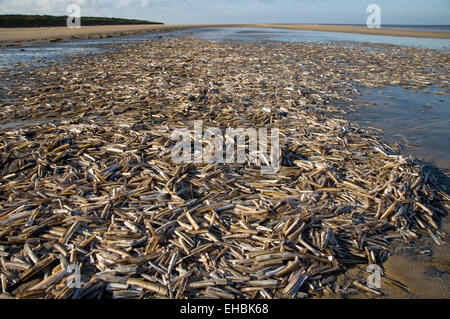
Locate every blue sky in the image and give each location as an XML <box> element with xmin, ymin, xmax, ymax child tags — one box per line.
<box><xmin>0</xmin><ymin>0</ymin><xmax>449</xmax><ymax>25</ymax></box>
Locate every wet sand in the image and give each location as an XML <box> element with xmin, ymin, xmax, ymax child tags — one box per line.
<box><xmin>1</xmin><ymin>23</ymin><xmax>449</xmax><ymax>47</ymax></box>
<box><xmin>381</xmin><ymin>217</ymin><xmax>450</xmax><ymax>299</ymax></box>
<box><xmin>340</xmin><ymin>206</ymin><xmax>450</xmax><ymax>299</ymax></box>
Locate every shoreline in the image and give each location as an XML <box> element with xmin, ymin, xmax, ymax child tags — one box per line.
<box><xmin>1</xmin><ymin>23</ymin><xmax>449</xmax><ymax>47</ymax></box>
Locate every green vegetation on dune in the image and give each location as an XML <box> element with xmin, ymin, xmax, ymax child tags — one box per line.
<box><xmin>0</xmin><ymin>15</ymin><xmax>163</xmax><ymax>28</ymax></box>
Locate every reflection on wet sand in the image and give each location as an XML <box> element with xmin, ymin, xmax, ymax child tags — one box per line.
<box><xmin>352</xmin><ymin>87</ymin><xmax>450</xmax><ymax>171</ymax></box>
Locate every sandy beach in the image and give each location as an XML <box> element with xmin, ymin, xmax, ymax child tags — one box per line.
<box><xmin>1</xmin><ymin>23</ymin><xmax>449</xmax><ymax>46</ymax></box>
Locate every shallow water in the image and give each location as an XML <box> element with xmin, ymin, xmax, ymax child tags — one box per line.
<box><xmin>0</xmin><ymin>32</ymin><xmax>163</xmax><ymax>68</ymax></box>
<box><xmin>0</xmin><ymin>43</ymin><xmax>100</xmax><ymax>68</ymax></box>
<box><xmin>0</xmin><ymin>119</ymin><xmax>56</xmax><ymax>131</ymax></box>
<box><xmin>177</xmin><ymin>27</ymin><xmax>450</xmax><ymax>50</ymax></box>
<box><xmin>350</xmin><ymin>86</ymin><xmax>450</xmax><ymax>171</ymax></box>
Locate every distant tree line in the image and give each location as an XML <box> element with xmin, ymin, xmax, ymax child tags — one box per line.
<box><xmin>0</xmin><ymin>15</ymin><xmax>163</xmax><ymax>28</ymax></box>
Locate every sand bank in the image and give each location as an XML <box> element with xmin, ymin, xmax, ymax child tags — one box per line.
<box><xmin>253</xmin><ymin>24</ymin><xmax>450</xmax><ymax>39</ymax></box>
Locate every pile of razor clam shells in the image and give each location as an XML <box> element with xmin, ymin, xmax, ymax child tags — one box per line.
<box><xmin>0</xmin><ymin>37</ymin><xmax>449</xmax><ymax>299</ymax></box>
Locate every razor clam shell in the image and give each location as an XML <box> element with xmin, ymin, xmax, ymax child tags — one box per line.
<box><xmin>0</xmin><ymin>36</ymin><xmax>448</xmax><ymax>299</ymax></box>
